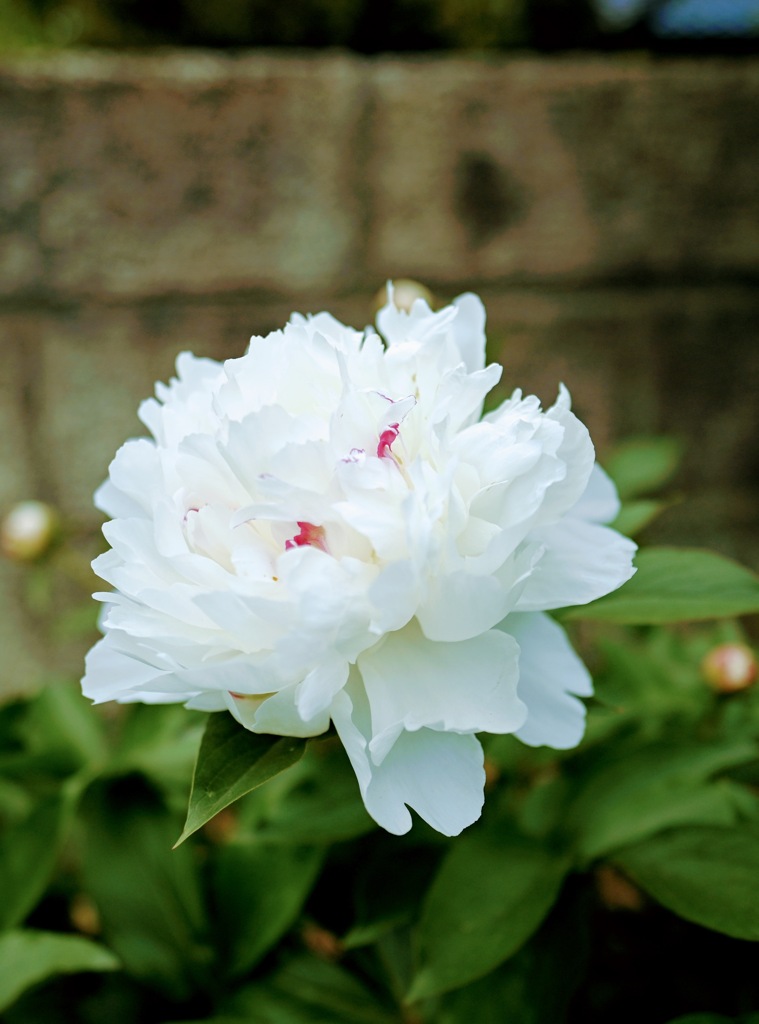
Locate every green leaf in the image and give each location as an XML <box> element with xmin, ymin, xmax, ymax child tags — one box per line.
<box><xmin>176</xmin><ymin>712</ymin><xmax>306</xmax><ymax>846</ymax></box>
<box><xmin>615</xmin><ymin>825</ymin><xmax>759</xmax><ymax>940</ymax></box>
<box><xmin>565</xmin><ymin>548</ymin><xmax>759</xmax><ymax>624</ymax></box>
<box><xmin>108</xmin><ymin>704</ymin><xmax>204</xmax><ymax>808</ymax></box>
<box><xmin>0</xmin><ymin>787</ymin><xmax>77</xmax><ymax>930</ymax></box>
<box><xmin>79</xmin><ymin>780</ymin><xmax>210</xmax><ymax>1000</ymax></box>
<box><xmin>224</xmin><ymin>954</ymin><xmax>399</xmax><ymax>1024</ymax></box>
<box><xmin>605</xmin><ymin>436</ymin><xmax>683</xmax><ymax>499</ymax></box>
<box><xmin>665</xmin><ymin>1018</ymin><xmax>759</xmax><ymax>1024</ymax></box>
<box><xmin>213</xmin><ymin>842</ymin><xmax>324</xmax><ymax>978</ymax></box>
<box><xmin>0</xmin><ymin>930</ymin><xmax>118</xmax><ymax>1013</ymax></box>
<box><xmin>19</xmin><ymin>681</ymin><xmax>107</xmax><ymax>773</ymax></box>
<box><xmin>437</xmin><ymin>884</ymin><xmax>589</xmax><ymax>1024</ymax></box>
<box><xmin>566</xmin><ymin>740</ymin><xmax>758</xmax><ymax>863</ymax></box>
<box><xmin>611</xmin><ymin>498</ymin><xmax>666</xmax><ymax>537</ymax></box>
<box><xmin>408</xmin><ymin>833</ymin><xmax>569</xmax><ymax>1001</ymax></box>
<box><xmin>664</xmin><ymin>1017</ymin><xmax>733</xmax><ymax>1024</ymax></box>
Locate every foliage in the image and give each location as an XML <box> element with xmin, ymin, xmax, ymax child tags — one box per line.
<box><xmin>1</xmin><ymin>434</ymin><xmax>759</xmax><ymax>1022</ymax></box>
<box><xmin>3</xmin><ymin>0</ymin><xmax>750</xmax><ymax>54</ymax></box>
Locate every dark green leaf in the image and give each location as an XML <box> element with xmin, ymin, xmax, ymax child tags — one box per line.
<box><xmin>177</xmin><ymin>713</ymin><xmax>306</xmax><ymax>846</ymax></box>
<box><xmin>225</xmin><ymin>954</ymin><xmax>398</xmax><ymax>1023</ymax></box>
<box><xmin>108</xmin><ymin>704</ymin><xmax>204</xmax><ymax>808</ymax></box>
<box><xmin>566</xmin><ymin>741</ymin><xmax>758</xmax><ymax>863</ymax></box>
<box><xmin>0</xmin><ymin>930</ymin><xmax>118</xmax><ymax>1013</ymax></box>
<box><xmin>664</xmin><ymin>1017</ymin><xmax>732</xmax><ymax>1024</ymax></box>
<box><xmin>565</xmin><ymin>548</ymin><xmax>759</xmax><ymax>624</ymax></box>
<box><xmin>605</xmin><ymin>436</ymin><xmax>683</xmax><ymax>499</ymax></box>
<box><xmin>79</xmin><ymin>781</ymin><xmax>210</xmax><ymax>1000</ymax></box>
<box><xmin>213</xmin><ymin>842</ymin><xmax>324</xmax><ymax>977</ymax></box>
<box><xmin>437</xmin><ymin>884</ymin><xmax>590</xmax><ymax>1024</ymax></box>
<box><xmin>408</xmin><ymin>833</ymin><xmax>569</xmax><ymax>1001</ymax></box>
<box><xmin>0</xmin><ymin>787</ymin><xmax>77</xmax><ymax>930</ymax></box>
<box><xmin>615</xmin><ymin>825</ymin><xmax>759</xmax><ymax>940</ymax></box>
<box><xmin>20</xmin><ymin>681</ymin><xmax>107</xmax><ymax>773</ymax></box>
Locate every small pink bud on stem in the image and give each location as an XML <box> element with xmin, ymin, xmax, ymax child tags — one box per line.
<box><xmin>701</xmin><ymin>643</ymin><xmax>757</xmax><ymax>694</ymax></box>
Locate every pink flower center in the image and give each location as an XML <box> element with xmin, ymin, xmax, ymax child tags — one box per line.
<box><xmin>285</xmin><ymin>521</ymin><xmax>328</xmax><ymax>552</ymax></box>
<box><xmin>377</xmin><ymin>422</ymin><xmax>400</xmax><ymax>460</ymax></box>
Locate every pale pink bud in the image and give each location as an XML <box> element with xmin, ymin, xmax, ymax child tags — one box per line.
<box><xmin>374</xmin><ymin>279</ymin><xmax>435</xmax><ymax>314</ymax></box>
<box><xmin>701</xmin><ymin>643</ymin><xmax>757</xmax><ymax>694</ymax></box>
<box><xmin>1</xmin><ymin>500</ymin><xmax>60</xmax><ymax>562</ymax></box>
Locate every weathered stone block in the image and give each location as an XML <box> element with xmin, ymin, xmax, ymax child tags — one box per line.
<box><xmin>367</xmin><ymin>58</ymin><xmax>759</xmax><ymax>285</ymax></box>
<box><xmin>0</xmin><ymin>52</ymin><xmax>365</xmax><ymax>300</ymax></box>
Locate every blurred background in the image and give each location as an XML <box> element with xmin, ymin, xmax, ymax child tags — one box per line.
<box><xmin>1</xmin><ymin>0</ymin><xmax>758</xmax><ymax>698</ymax></box>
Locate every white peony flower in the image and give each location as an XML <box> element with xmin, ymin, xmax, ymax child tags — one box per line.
<box><xmin>82</xmin><ymin>287</ymin><xmax>636</xmax><ymax>836</ymax></box>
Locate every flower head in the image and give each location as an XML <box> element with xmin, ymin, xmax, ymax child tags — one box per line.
<box><xmin>82</xmin><ymin>286</ymin><xmax>636</xmax><ymax>835</ymax></box>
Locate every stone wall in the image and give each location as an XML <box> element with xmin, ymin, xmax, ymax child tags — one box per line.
<box><xmin>1</xmin><ymin>51</ymin><xmax>758</xmax><ymax>693</ymax></box>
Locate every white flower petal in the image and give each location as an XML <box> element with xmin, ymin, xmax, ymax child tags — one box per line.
<box><xmin>415</xmin><ymin>570</ymin><xmax>516</xmax><ymax>642</ymax></box>
<box><xmin>451</xmin><ymin>292</ymin><xmax>487</xmax><ymax>373</ymax></box>
<box><xmin>82</xmin><ymin>635</ymin><xmax>172</xmax><ymax>703</ymax></box>
<box><xmin>504</xmin><ymin>612</ymin><xmax>592</xmax><ymax>749</ymax></box>
<box><xmin>516</xmin><ymin>518</ymin><xmax>637</xmax><ymax>612</ymax></box>
<box><xmin>357</xmin><ymin>620</ymin><xmax>525</xmax><ymax>764</ymax></box>
<box><xmin>331</xmin><ymin>688</ymin><xmax>486</xmax><ymax>836</ymax></box>
<box><xmin>569</xmin><ymin>463</ymin><xmax>621</xmax><ymax>523</ymax></box>
<box><xmin>227</xmin><ymin>688</ymin><xmax>330</xmax><ymax>737</ymax></box>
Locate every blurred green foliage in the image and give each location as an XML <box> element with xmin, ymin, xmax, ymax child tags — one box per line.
<box><xmin>0</xmin><ymin>0</ymin><xmax>532</xmax><ymax>51</ymax></box>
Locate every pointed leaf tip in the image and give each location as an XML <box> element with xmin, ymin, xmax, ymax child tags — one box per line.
<box><xmin>176</xmin><ymin>712</ymin><xmax>307</xmax><ymax>847</ymax></box>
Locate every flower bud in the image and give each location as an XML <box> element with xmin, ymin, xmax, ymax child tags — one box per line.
<box><xmin>596</xmin><ymin>865</ymin><xmax>644</xmax><ymax>912</ymax></box>
<box><xmin>301</xmin><ymin>921</ymin><xmax>343</xmax><ymax>961</ymax></box>
<box><xmin>69</xmin><ymin>893</ymin><xmax>101</xmax><ymax>936</ymax></box>
<box><xmin>374</xmin><ymin>279</ymin><xmax>435</xmax><ymax>314</ymax></box>
<box><xmin>701</xmin><ymin>643</ymin><xmax>757</xmax><ymax>694</ymax></box>
<box><xmin>1</xmin><ymin>500</ymin><xmax>60</xmax><ymax>562</ymax></box>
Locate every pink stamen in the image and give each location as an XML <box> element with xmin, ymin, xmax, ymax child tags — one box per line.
<box><xmin>377</xmin><ymin>423</ymin><xmax>400</xmax><ymax>460</ymax></box>
<box><xmin>285</xmin><ymin>521</ymin><xmax>327</xmax><ymax>552</ymax></box>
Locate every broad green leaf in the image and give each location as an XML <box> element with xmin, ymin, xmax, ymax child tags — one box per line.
<box><xmin>79</xmin><ymin>780</ymin><xmax>210</xmax><ymax>1000</ymax></box>
<box><xmin>408</xmin><ymin>833</ymin><xmax>569</xmax><ymax>1001</ymax></box>
<box><xmin>665</xmin><ymin>1017</ymin><xmax>732</xmax><ymax>1023</ymax></box>
<box><xmin>666</xmin><ymin>1018</ymin><xmax>759</xmax><ymax>1024</ymax></box>
<box><xmin>108</xmin><ymin>703</ymin><xmax>204</xmax><ymax>808</ymax></box>
<box><xmin>611</xmin><ymin>498</ymin><xmax>666</xmax><ymax>537</ymax></box>
<box><xmin>342</xmin><ymin>915</ymin><xmax>410</xmax><ymax>951</ymax></box>
<box><xmin>19</xmin><ymin>681</ymin><xmax>107</xmax><ymax>773</ymax></box>
<box><xmin>0</xmin><ymin>930</ymin><xmax>118</xmax><ymax>1013</ymax></box>
<box><xmin>566</xmin><ymin>740</ymin><xmax>758</xmax><ymax>863</ymax></box>
<box><xmin>615</xmin><ymin>825</ymin><xmax>759</xmax><ymax>940</ymax></box>
<box><xmin>0</xmin><ymin>787</ymin><xmax>77</xmax><ymax>930</ymax></box>
<box><xmin>213</xmin><ymin>842</ymin><xmax>324</xmax><ymax>977</ymax></box>
<box><xmin>565</xmin><ymin>548</ymin><xmax>759</xmax><ymax>624</ymax></box>
<box><xmin>605</xmin><ymin>436</ymin><xmax>682</xmax><ymax>499</ymax></box>
<box><xmin>225</xmin><ymin>954</ymin><xmax>399</xmax><ymax>1023</ymax></box>
<box><xmin>176</xmin><ymin>712</ymin><xmax>306</xmax><ymax>846</ymax></box>
<box><xmin>437</xmin><ymin>885</ymin><xmax>589</xmax><ymax>1024</ymax></box>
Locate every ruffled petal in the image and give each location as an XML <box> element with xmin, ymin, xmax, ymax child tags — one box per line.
<box><xmin>356</xmin><ymin>620</ymin><xmax>525</xmax><ymax>764</ymax></box>
<box><xmin>226</xmin><ymin>687</ymin><xmax>330</xmax><ymax>738</ymax></box>
<box><xmin>331</xmin><ymin>687</ymin><xmax>486</xmax><ymax>835</ymax></box>
<box><xmin>516</xmin><ymin>518</ymin><xmax>637</xmax><ymax>612</ymax></box>
<box><xmin>450</xmin><ymin>292</ymin><xmax>487</xmax><ymax>373</ymax></box>
<box><xmin>82</xmin><ymin>635</ymin><xmax>174</xmax><ymax>703</ymax></box>
<box><xmin>503</xmin><ymin>612</ymin><xmax>592</xmax><ymax>749</ymax></box>
<box><xmin>570</xmin><ymin>463</ymin><xmax>621</xmax><ymax>524</ymax></box>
